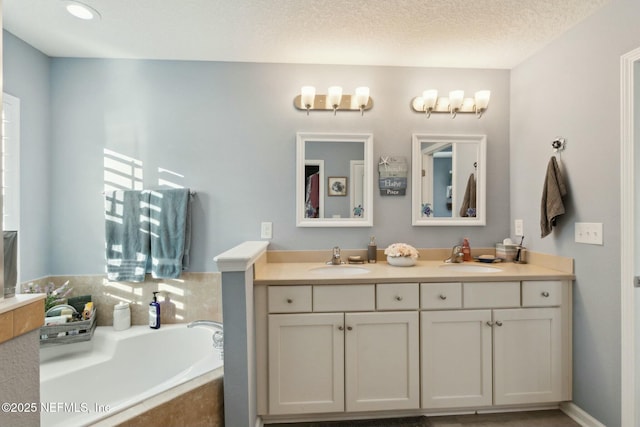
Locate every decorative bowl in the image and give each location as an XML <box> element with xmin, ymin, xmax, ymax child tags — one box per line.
<box><xmin>386</xmin><ymin>255</ymin><xmax>416</xmax><ymax>267</ymax></box>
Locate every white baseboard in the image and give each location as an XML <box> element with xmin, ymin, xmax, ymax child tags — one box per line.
<box><xmin>560</xmin><ymin>402</ymin><xmax>606</xmax><ymax>427</ymax></box>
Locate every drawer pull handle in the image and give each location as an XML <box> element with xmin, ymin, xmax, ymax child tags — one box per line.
<box><xmin>338</xmin><ymin>326</ymin><xmax>344</xmax><ymax>331</ymax></box>
<box><xmin>439</xmin><ymin>294</ymin><xmax>447</xmax><ymax>300</ymax></box>
<box><xmin>541</xmin><ymin>291</ymin><xmax>550</xmax><ymax>297</ymax></box>
<box><xmin>347</xmin><ymin>326</ymin><xmax>353</xmax><ymax>331</ymax></box>
<box><xmin>486</xmin><ymin>321</ymin><xmax>494</xmax><ymax>327</ymax></box>
<box><xmin>286</xmin><ymin>298</ymin><xmax>293</xmax><ymax>304</ymax></box>
<box><xmin>495</xmin><ymin>320</ymin><xmax>503</xmax><ymax>327</ymax></box>
<box><xmin>395</xmin><ymin>296</ymin><xmax>403</xmax><ymax>301</ymax></box>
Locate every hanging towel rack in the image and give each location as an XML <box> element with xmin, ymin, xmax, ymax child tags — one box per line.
<box><xmin>103</xmin><ymin>189</ymin><xmax>196</xmax><ymax>196</ymax></box>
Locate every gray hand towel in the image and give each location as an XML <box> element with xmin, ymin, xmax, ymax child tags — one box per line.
<box><xmin>105</xmin><ymin>190</ymin><xmax>151</xmax><ymax>282</ymax></box>
<box><xmin>459</xmin><ymin>173</ymin><xmax>477</xmax><ymax>217</ymax></box>
<box><xmin>149</xmin><ymin>188</ymin><xmax>191</xmax><ymax>279</ymax></box>
<box><xmin>540</xmin><ymin>157</ymin><xmax>567</xmax><ymax>238</ymax></box>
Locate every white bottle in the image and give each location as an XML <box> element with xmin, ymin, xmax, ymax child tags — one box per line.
<box><xmin>113</xmin><ymin>302</ymin><xmax>131</xmax><ymax>331</ymax></box>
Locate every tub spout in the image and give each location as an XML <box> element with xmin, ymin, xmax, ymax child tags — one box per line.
<box><xmin>187</xmin><ymin>320</ymin><xmax>224</xmax><ymax>359</ymax></box>
<box><xmin>187</xmin><ymin>320</ymin><xmax>223</xmax><ymax>330</ymax></box>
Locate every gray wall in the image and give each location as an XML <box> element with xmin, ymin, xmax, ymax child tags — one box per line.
<box><xmin>510</xmin><ymin>0</ymin><xmax>640</xmax><ymax>425</ymax></box>
<box><xmin>3</xmin><ymin>36</ymin><xmax>511</xmax><ymax>276</ymax></box>
<box><xmin>3</xmin><ymin>31</ymin><xmax>50</xmax><ymax>281</ymax></box>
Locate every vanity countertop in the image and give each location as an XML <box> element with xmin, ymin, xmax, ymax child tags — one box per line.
<box><xmin>254</xmin><ymin>259</ymin><xmax>574</xmax><ymax>285</ymax></box>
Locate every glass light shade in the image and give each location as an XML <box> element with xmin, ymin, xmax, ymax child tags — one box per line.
<box><xmin>300</xmin><ymin>86</ymin><xmax>316</xmax><ymax>108</ymax></box>
<box><xmin>327</xmin><ymin>86</ymin><xmax>343</xmax><ymax>107</ymax></box>
<box><xmin>474</xmin><ymin>90</ymin><xmax>491</xmax><ymax>110</ymax></box>
<box><xmin>422</xmin><ymin>90</ymin><xmax>438</xmax><ymax>110</ymax></box>
<box><xmin>355</xmin><ymin>87</ymin><xmax>370</xmax><ymax>107</ymax></box>
<box><xmin>449</xmin><ymin>90</ymin><xmax>464</xmax><ymax>110</ymax></box>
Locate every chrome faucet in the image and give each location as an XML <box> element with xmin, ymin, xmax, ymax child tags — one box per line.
<box><xmin>327</xmin><ymin>246</ymin><xmax>344</xmax><ymax>265</ymax></box>
<box><xmin>445</xmin><ymin>245</ymin><xmax>464</xmax><ymax>263</ymax></box>
<box><xmin>187</xmin><ymin>320</ymin><xmax>224</xmax><ymax>359</ymax></box>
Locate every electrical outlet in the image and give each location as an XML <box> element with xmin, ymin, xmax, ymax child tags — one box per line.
<box><xmin>514</xmin><ymin>219</ymin><xmax>524</xmax><ymax>237</ymax></box>
<box><xmin>575</xmin><ymin>222</ymin><xmax>603</xmax><ymax>245</ymax></box>
<box><xmin>261</xmin><ymin>222</ymin><xmax>273</xmax><ymax>239</ymax></box>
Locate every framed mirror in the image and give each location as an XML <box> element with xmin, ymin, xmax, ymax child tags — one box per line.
<box><xmin>296</xmin><ymin>132</ymin><xmax>373</xmax><ymax>227</ymax></box>
<box><xmin>412</xmin><ymin>134</ymin><xmax>486</xmax><ymax>226</ymax></box>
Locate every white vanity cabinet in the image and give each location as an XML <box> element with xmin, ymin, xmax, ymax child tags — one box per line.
<box><xmin>421</xmin><ymin>280</ymin><xmax>570</xmax><ymax>409</ymax></box>
<box><xmin>256</xmin><ymin>277</ymin><xmax>571</xmax><ymax>421</ymax></box>
<box><xmin>264</xmin><ymin>284</ymin><xmax>420</xmax><ymax>415</ymax></box>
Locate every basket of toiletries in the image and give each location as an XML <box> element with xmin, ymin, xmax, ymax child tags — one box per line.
<box><xmin>495</xmin><ymin>243</ymin><xmax>518</xmax><ymax>262</ymax></box>
<box><xmin>40</xmin><ymin>302</ymin><xmax>97</xmax><ymax>346</ymax></box>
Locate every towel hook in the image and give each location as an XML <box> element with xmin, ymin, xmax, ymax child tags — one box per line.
<box><xmin>552</xmin><ymin>138</ymin><xmax>566</xmax><ymax>153</ymax></box>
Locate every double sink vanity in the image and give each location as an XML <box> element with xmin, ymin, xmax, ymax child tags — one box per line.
<box><xmin>251</xmin><ymin>250</ymin><xmax>574</xmax><ymax>423</ymax></box>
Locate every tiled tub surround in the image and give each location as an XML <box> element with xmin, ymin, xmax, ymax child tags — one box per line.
<box><xmin>250</xmin><ymin>247</ymin><xmax>575</xmax><ymax>424</ymax></box>
<box><xmin>24</xmin><ymin>272</ymin><xmax>222</xmax><ymax>326</ymax></box>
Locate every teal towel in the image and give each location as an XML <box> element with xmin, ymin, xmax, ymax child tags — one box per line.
<box><xmin>149</xmin><ymin>188</ymin><xmax>191</xmax><ymax>279</ymax></box>
<box><xmin>105</xmin><ymin>190</ymin><xmax>150</xmax><ymax>282</ymax></box>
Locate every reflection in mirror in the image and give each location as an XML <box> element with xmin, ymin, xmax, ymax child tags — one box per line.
<box><xmin>296</xmin><ymin>132</ymin><xmax>373</xmax><ymax>227</ymax></box>
<box><xmin>412</xmin><ymin>134</ymin><xmax>486</xmax><ymax>226</ymax></box>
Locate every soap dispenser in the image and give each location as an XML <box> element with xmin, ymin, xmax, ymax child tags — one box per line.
<box><xmin>367</xmin><ymin>236</ymin><xmax>377</xmax><ymax>263</ymax></box>
<box><xmin>462</xmin><ymin>238</ymin><xmax>472</xmax><ymax>262</ymax></box>
<box><xmin>149</xmin><ymin>292</ymin><xmax>161</xmax><ymax>329</ymax></box>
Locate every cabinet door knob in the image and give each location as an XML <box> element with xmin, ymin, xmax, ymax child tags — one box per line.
<box><xmin>541</xmin><ymin>291</ymin><xmax>550</xmax><ymax>297</ymax></box>
<box><xmin>338</xmin><ymin>325</ymin><xmax>344</xmax><ymax>331</ymax></box>
<box><xmin>486</xmin><ymin>321</ymin><xmax>494</xmax><ymax>327</ymax></box>
<box><xmin>286</xmin><ymin>298</ymin><xmax>293</xmax><ymax>304</ymax></box>
<box><xmin>395</xmin><ymin>295</ymin><xmax>403</xmax><ymax>301</ymax></box>
<box><xmin>347</xmin><ymin>326</ymin><xmax>353</xmax><ymax>331</ymax></box>
<box><xmin>439</xmin><ymin>294</ymin><xmax>447</xmax><ymax>300</ymax></box>
<box><xmin>495</xmin><ymin>320</ymin><xmax>503</xmax><ymax>327</ymax></box>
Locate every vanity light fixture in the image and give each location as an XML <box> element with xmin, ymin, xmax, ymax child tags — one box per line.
<box><xmin>294</xmin><ymin>86</ymin><xmax>373</xmax><ymax>115</ymax></box>
<box><xmin>355</xmin><ymin>87</ymin><xmax>370</xmax><ymax>116</ymax></box>
<box><xmin>300</xmin><ymin>86</ymin><xmax>316</xmax><ymax>115</ymax></box>
<box><xmin>64</xmin><ymin>1</ymin><xmax>101</xmax><ymax>20</ymax></box>
<box><xmin>411</xmin><ymin>89</ymin><xmax>491</xmax><ymax>119</ymax></box>
<box><xmin>327</xmin><ymin>86</ymin><xmax>343</xmax><ymax>115</ymax></box>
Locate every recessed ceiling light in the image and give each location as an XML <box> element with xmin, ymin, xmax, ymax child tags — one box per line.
<box><xmin>64</xmin><ymin>1</ymin><xmax>101</xmax><ymax>21</ymax></box>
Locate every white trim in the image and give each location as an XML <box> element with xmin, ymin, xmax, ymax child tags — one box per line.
<box><xmin>560</xmin><ymin>402</ymin><xmax>606</xmax><ymax>427</ymax></box>
<box><xmin>213</xmin><ymin>241</ymin><xmax>269</xmax><ymax>272</ymax></box>
<box><xmin>620</xmin><ymin>46</ymin><xmax>640</xmax><ymax>427</ymax></box>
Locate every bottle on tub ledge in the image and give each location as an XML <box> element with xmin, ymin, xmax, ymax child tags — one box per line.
<box><xmin>462</xmin><ymin>238</ymin><xmax>472</xmax><ymax>262</ymax></box>
<box><xmin>149</xmin><ymin>291</ymin><xmax>161</xmax><ymax>329</ymax></box>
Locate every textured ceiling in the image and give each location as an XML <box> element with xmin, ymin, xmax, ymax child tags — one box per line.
<box><xmin>3</xmin><ymin>0</ymin><xmax>611</xmax><ymax>69</ymax></box>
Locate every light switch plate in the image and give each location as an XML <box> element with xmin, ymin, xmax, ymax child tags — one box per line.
<box><xmin>261</xmin><ymin>222</ymin><xmax>273</xmax><ymax>239</ymax></box>
<box><xmin>575</xmin><ymin>222</ymin><xmax>603</xmax><ymax>245</ymax></box>
<box><xmin>514</xmin><ymin>219</ymin><xmax>524</xmax><ymax>237</ymax></box>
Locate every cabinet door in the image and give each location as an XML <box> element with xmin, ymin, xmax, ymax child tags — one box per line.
<box><xmin>345</xmin><ymin>312</ymin><xmax>419</xmax><ymax>412</ymax></box>
<box><xmin>268</xmin><ymin>313</ymin><xmax>344</xmax><ymax>414</ymax></box>
<box><xmin>421</xmin><ymin>310</ymin><xmax>492</xmax><ymax>408</ymax></box>
<box><xmin>493</xmin><ymin>308</ymin><xmax>562</xmax><ymax>405</ymax></box>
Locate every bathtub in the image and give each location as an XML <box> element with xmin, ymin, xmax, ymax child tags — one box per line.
<box><xmin>40</xmin><ymin>324</ymin><xmax>223</xmax><ymax>427</ymax></box>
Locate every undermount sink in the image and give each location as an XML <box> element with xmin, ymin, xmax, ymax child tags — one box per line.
<box><xmin>309</xmin><ymin>265</ymin><xmax>371</xmax><ymax>276</ymax></box>
<box><xmin>439</xmin><ymin>263</ymin><xmax>502</xmax><ymax>273</ymax></box>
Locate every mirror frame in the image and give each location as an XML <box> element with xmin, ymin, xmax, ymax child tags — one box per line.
<box><xmin>411</xmin><ymin>133</ymin><xmax>487</xmax><ymax>226</ymax></box>
<box><xmin>296</xmin><ymin>132</ymin><xmax>373</xmax><ymax>227</ymax></box>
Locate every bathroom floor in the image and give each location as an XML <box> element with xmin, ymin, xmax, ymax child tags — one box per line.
<box><xmin>269</xmin><ymin>410</ymin><xmax>581</xmax><ymax>427</ymax></box>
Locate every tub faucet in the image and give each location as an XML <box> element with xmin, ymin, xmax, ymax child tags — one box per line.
<box><xmin>327</xmin><ymin>246</ymin><xmax>344</xmax><ymax>265</ymax></box>
<box><xmin>445</xmin><ymin>245</ymin><xmax>464</xmax><ymax>263</ymax></box>
<box><xmin>187</xmin><ymin>320</ymin><xmax>224</xmax><ymax>359</ymax></box>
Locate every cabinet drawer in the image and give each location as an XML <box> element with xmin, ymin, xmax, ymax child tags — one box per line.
<box><xmin>268</xmin><ymin>286</ymin><xmax>312</xmax><ymax>313</ymax></box>
<box><xmin>376</xmin><ymin>283</ymin><xmax>419</xmax><ymax>310</ymax></box>
<box><xmin>463</xmin><ymin>282</ymin><xmax>520</xmax><ymax>308</ymax></box>
<box><xmin>313</xmin><ymin>285</ymin><xmax>375</xmax><ymax>312</ymax></box>
<box><xmin>420</xmin><ymin>283</ymin><xmax>462</xmax><ymax>309</ymax></box>
<box><xmin>522</xmin><ymin>281</ymin><xmax>562</xmax><ymax>307</ymax></box>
